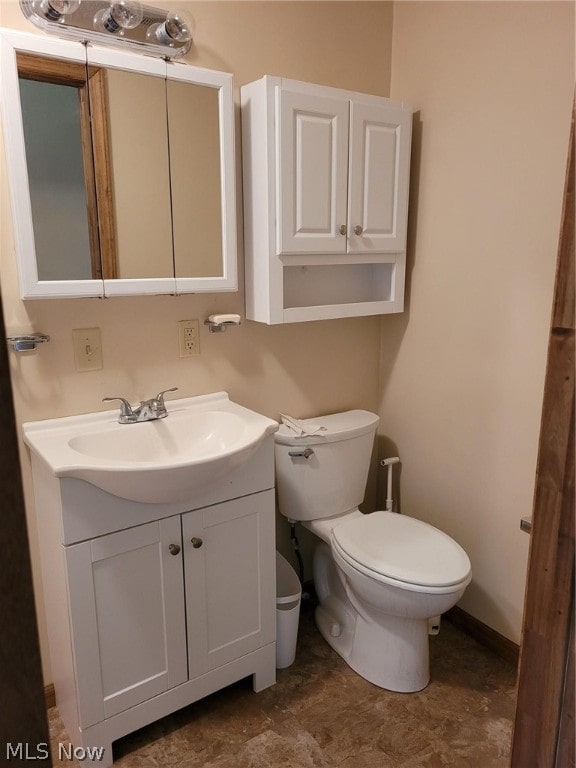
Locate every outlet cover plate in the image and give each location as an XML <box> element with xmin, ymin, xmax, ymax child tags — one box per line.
<box><xmin>178</xmin><ymin>319</ymin><xmax>200</xmax><ymax>357</ymax></box>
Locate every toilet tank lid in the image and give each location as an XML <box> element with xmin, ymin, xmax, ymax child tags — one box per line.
<box><xmin>275</xmin><ymin>410</ymin><xmax>379</xmax><ymax>446</ymax></box>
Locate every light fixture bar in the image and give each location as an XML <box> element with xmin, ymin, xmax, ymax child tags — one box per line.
<box><xmin>19</xmin><ymin>0</ymin><xmax>192</xmax><ymax>58</ymax></box>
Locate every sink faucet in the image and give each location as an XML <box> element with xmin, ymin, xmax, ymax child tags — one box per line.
<box><xmin>103</xmin><ymin>388</ymin><xmax>178</xmax><ymax>424</ymax></box>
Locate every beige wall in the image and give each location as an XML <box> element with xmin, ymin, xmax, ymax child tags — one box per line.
<box><xmin>381</xmin><ymin>1</ymin><xmax>574</xmax><ymax>643</ymax></box>
<box><xmin>0</xmin><ymin>1</ymin><xmax>392</xmax><ymax>683</ymax></box>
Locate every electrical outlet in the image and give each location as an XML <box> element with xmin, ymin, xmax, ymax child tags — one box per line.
<box><xmin>178</xmin><ymin>319</ymin><xmax>200</xmax><ymax>357</ymax></box>
<box><xmin>73</xmin><ymin>328</ymin><xmax>103</xmax><ymax>371</ymax></box>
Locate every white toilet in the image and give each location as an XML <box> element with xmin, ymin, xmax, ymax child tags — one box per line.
<box><xmin>274</xmin><ymin>410</ymin><xmax>472</xmax><ymax>693</ymax></box>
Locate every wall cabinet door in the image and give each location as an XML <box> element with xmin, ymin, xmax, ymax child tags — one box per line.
<box><xmin>65</xmin><ymin>516</ymin><xmax>188</xmax><ymax>728</ymax></box>
<box><xmin>347</xmin><ymin>101</ymin><xmax>412</xmax><ymax>254</ymax></box>
<box><xmin>277</xmin><ymin>89</ymin><xmax>349</xmax><ymax>255</ymax></box>
<box><xmin>183</xmin><ymin>491</ymin><xmax>276</xmax><ymax>678</ymax></box>
<box><xmin>276</xmin><ymin>88</ymin><xmax>411</xmax><ymax>258</ymax></box>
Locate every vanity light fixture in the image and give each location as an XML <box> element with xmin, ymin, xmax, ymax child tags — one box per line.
<box><xmin>20</xmin><ymin>0</ymin><xmax>193</xmax><ymax>58</ymax></box>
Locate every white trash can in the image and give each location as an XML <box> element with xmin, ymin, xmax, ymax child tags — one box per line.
<box><xmin>276</xmin><ymin>552</ymin><xmax>302</xmax><ymax>669</ymax></box>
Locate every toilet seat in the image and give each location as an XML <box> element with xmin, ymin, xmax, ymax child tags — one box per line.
<box><xmin>331</xmin><ymin>511</ymin><xmax>472</xmax><ymax>594</ymax></box>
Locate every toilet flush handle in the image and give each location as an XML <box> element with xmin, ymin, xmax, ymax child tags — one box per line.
<box><xmin>288</xmin><ymin>448</ymin><xmax>315</xmax><ymax>459</ymax></box>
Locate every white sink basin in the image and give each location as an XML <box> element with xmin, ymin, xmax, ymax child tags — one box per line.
<box><xmin>23</xmin><ymin>392</ymin><xmax>279</xmax><ymax>504</ymax></box>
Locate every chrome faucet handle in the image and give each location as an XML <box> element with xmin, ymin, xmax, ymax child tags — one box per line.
<box><xmin>141</xmin><ymin>387</ymin><xmax>178</xmax><ymax>420</ymax></box>
<box><xmin>102</xmin><ymin>396</ymin><xmax>136</xmax><ymax>422</ymax></box>
<box><xmin>154</xmin><ymin>387</ymin><xmax>178</xmax><ymax>407</ymax></box>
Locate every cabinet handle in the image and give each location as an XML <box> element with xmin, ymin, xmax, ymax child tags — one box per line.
<box><xmin>339</xmin><ymin>224</ymin><xmax>347</xmax><ymax>236</ymax></box>
<box><xmin>354</xmin><ymin>225</ymin><xmax>363</xmax><ymax>236</ymax></box>
<box><xmin>168</xmin><ymin>543</ymin><xmax>181</xmax><ymax>556</ymax></box>
<box><xmin>190</xmin><ymin>537</ymin><xmax>203</xmax><ymax>549</ymax></box>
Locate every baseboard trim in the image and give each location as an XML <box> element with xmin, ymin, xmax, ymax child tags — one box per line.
<box><xmin>446</xmin><ymin>606</ymin><xmax>520</xmax><ymax>667</ymax></box>
<box><xmin>45</xmin><ymin>683</ymin><xmax>55</xmax><ymax>710</ymax></box>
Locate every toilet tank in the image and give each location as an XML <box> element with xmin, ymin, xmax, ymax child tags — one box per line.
<box><xmin>274</xmin><ymin>410</ymin><xmax>380</xmax><ymax>522</ymax></box>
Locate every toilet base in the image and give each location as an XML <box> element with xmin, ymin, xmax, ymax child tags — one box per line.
<box><xmin>313</xmin><ymin>541</ymin><xmax>432</xmax><ymax>693</ymax></box>
<box><xmin>315</xmin><ymin>602</ymin><xmax>430</xmax><ymax>693</ymax></box>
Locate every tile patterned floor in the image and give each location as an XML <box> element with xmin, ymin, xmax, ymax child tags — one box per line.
<box><xmin>48</xmin><ymin>603</ymin><xmax>517</xmax><ymax>767</ymax></box>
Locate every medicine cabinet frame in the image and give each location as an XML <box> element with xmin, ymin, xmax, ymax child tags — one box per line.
<box><xmin>0</xmin><ymin>28</ymin><xmax>238</xmax><ymax>299</ymax></box>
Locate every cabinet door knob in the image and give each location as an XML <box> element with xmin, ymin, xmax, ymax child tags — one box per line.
<box><xmin>339</xmin><ymin>224</ymin><xmax>347</xmax><ymax>236</ymax></box>
<box><xmin>168</xmin><ymin>543</ymin><xmax>181</xmax><ymax>556</ymax></box>
<box><xmin>354</xmin><ymin>225</ymin><xmax>363</xmax><ymax>236</ymax></box>
<box><xmin>191</xmin><ymin>537</ymin><xmax>203</xmax><ymax>549</ymax></box>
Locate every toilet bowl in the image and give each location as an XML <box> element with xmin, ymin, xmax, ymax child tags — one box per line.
<box><xmin>274</xmin><ymin>410</ymin><xmax>472</xmax><ymax>693</ymax></box>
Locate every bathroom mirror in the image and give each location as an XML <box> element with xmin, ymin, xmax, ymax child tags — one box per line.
<box><xmin>0</xmin><ymin>29</ymin><xmax>237</xmax><ymax>299</ymax></box>
<box><xmin>103</xmin><ymin>66</ymin><xmax>173</xmax><ymax>280</ymax></box>
<box><xmin>168</xmin><ymin>78</ymin><xmax>223</xmax><ymax>279</ymax></box>
<box><xmin>85</xmin><ymin>45</ymin><xmax>175</xmax><ymax>296</ymax></box>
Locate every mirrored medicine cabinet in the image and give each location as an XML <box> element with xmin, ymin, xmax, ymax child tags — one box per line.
<box><xmin>0</xmin><ymin>29</ymin><xmax>237</xmax><ymax>299</ymax></box>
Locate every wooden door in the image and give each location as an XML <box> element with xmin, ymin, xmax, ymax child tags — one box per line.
<box><xmin>65</xmin><ymin>517</ymin><xmax>188</xmax><ymax>727</ymax></box>
<box><xmin>511</xmin><ymin>99</ymin><xmax>574</xmax><ymax>767</ymax></box>
<box><xmin>347</xmin><ymin>101</ymin><xmax>412</xmax><ymax>254</ymax></box>
<box><xmin>183</xmin><ymin>491</ymin><xmax>276</xmax><ymax>676</ymax></box>
<box><xmin>0</xmin><ymin>282</ymin><xmax>50</xmax><ymax>758</ymax></box>
<box><xmin>277</xmin><ymin>88</ymin><xmax>349</xmax><ymax>254</ymax></box>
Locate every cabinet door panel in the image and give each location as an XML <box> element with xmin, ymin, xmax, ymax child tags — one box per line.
<box><xmin>348</xmin><ymin>102</ymin><xmax>412</xmax><ymax>254</ymax></box>
<box><xmin>66</xmin><ymin>517</ymin><xmax>187</xmax><ymax>727</ymax></box>
<box><xmin>183</xmin><ymin>490</ymin><xmax>275</xmax><ymax>675</ymax></box>
<box><xmin>277</xmin><ymin>89</ymin><xmax>348</xmax><ymax>254</ymax></box>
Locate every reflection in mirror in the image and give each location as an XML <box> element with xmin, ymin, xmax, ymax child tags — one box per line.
<box><xmin>17</xmin><ymin>54</ymin><xmax>104</xmax><ymax>280</ymax></box>
<box><xmin>17</xmin><ymin>55</ymin><xmax>174</xmax><ymax>283</ymax></box>
<box><xmin>98</xmin><ymin>68</ymin><xmax>173</xmax><ymax>279</ymax></box>
<box><xmin>167</xmin><ymin>80</ymin><xmax>223</xmax><ymax>278</ymax></box>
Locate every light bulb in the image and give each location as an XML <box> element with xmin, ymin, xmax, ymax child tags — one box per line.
<box><xmin>33</xmin><ymin>0</ymin><xmax>81</xmax><ymax>21</ymax></box>
<box><xmin>162</xmin><ymin>12</ymin><xmax>192</xmax><ymax>43</ymax></box>
<box><xmin>147</xmin><ymin>11</ymin><xmax>192</xmax><ymax>47</ymax></box>
<box><xmin>94</xmin><ymin>1</ymin><xmax>143</xmax><ymax>34</ymax></box>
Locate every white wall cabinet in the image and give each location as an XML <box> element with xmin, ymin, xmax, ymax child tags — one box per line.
<box><xmin>241</xmin><ymin>76</ymin><xmax>413</xmax><ymax>324</ymax></box>
<box><xmin>30</xmin><ymin>439</ymin><xmax>276</xmax><ymax>767</ymax></box>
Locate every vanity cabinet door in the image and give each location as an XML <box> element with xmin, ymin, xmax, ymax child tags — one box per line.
<box><xmin>277</xmin><ymin>89</ymin><xmax>349</xmax><ymax>255</ymax></box>
<box><xmin>65</xmin><ymin>516</ymin><xmax>187</xmax><ymax>728</ymax></box>
<box><xmin>182</xmin><ymin>490</ymin><xmax>276</xmax><ymax>678</ymax></box>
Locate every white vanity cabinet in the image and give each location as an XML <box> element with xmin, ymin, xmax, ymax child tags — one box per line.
<box><xmin>29</xmin><ymin>437</ymin><xmax>276</xmax><ymax>767</ymax></box>
<box><xmin>241</xmin><ymin>76</ymin><xmax>413</xmax><ymax>324</ymax></box>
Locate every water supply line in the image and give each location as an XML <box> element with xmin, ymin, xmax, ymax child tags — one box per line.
<box><xmin>289</xmin><ymin>522</ymin><xmax>305</xmax><ymax>584</ymax></box>
<box><xmin>380</xmin><ymin>457</ymin><xmax>400</xmax><ymax>511</ymax></box>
